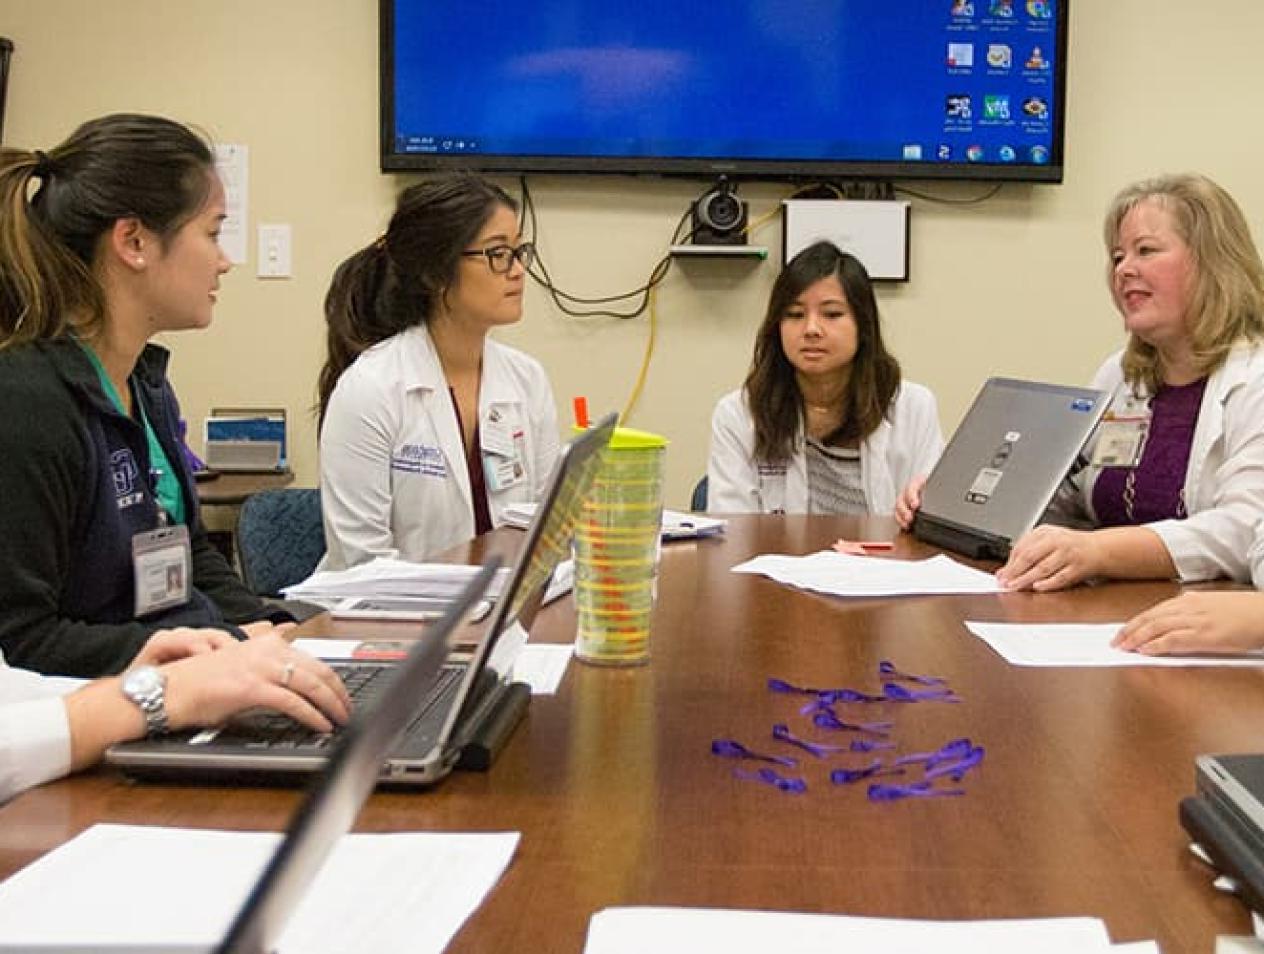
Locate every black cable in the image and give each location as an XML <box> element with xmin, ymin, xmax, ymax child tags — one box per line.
<box><xmin>517</xmin><ymin>176</ymin><xmax>698</xmax><ymax>320</ymax></box>
<box><xmin>894</xmin><ymin>181</ymin><xmax>1004</xmax><ymax>205</ymax></box>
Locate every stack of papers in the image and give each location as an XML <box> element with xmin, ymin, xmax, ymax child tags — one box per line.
<box><xmin>283</xmin><ymin>558</ymin><xmax>510</xmax><ymax>607</ymax></box>
<box><xmin>583</xmin><ymin>907</ymin><xmax>1153</xmax><ymax>953</ymax></box>
<box><xmin>732</xmin><ymin>551</ymin><xmax>1003</xmax><ymax>598</ymax></box>
<box><xmin>501</xmin><ymin>503</ymin><xmax>727</xmax><ymax>541</ymax></box>
<box><xmin>966</xmin><ymin>621</ymin><xmax>1264</xmax><ymax>668</ymax></box>
<box><xmin>0</xmin><ymin>824</ymin><xmax>518</xmax><ymax>953</ymax></box>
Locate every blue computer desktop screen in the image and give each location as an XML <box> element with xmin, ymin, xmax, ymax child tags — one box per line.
<box><xmin>390</xmin><ymin>0</ymin><xmax>1061</xmax><ymax>171</ymax></box>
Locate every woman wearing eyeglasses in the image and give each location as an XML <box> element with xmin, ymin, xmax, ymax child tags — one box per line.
<box><xmin>317</xmin><ymin>174</ymin><xmax>559</xmax><ymax>567</ymax></box>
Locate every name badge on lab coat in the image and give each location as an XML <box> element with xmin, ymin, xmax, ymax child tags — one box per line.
<box><xmin>482</xmin><ymin>408</ymin><xmax>526</xmax><ymax>493</ymax></box>
<box><xmin>1091</xmin><ymin>416</ymin><xmax>1149</xmax><ymax>468</ymax></box>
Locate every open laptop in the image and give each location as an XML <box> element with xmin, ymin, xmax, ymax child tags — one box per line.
<box><xmin>108</xmin><ymin>412</ymin><xmax>617</xmax><ymax>786</ymax></box>
<box><xmin>1180</xmin><ymin>753</ymin><xmax>1264</xmax><ymax>917</ymax></box>
<box><xmin>912</xmin><ymin>377</ymin><xmax>1110</xmax><ymax>560</ymax></box>
<box><xmin>0</xmin><ymin>568</ymin><xmax>494</xmax><ymax>954</ymax></box>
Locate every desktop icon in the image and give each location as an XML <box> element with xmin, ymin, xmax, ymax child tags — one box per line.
<box><xmin>1026</xmin><ymin>0</ymin><xmax>1052</xmax><ymax>18</ymax></box>
<box><xmin>951</xmin><ymin>0</ymin><xmax>974</xmax><ymax>15</ymax></box>
<box><xmin>990</xmin><ymin>0</ymin><xmax>1015</xmax><ymax>17</ymax></box>
<box><xmin>1029</xmin><ymin>145</ymin><xmax>1049</xmax><ymax>164</ymax></box>
<box><xmin>948</xmin><ymin>42</ymin><xmax>974</xmax><ymax>68</ymax></box>
<box><xmin>986</xmin><ymin>44</ymin><xmax>1012</xmax><ymax>69</ymax></box>
<box><xmin>983</xmin><ymin>95</ymin><xmax>1011</xmax><ymax>120</ymax></box>
<box><xmin>902</xmin><ymin>144</ymin><xmax>924</xmax><ymax>160</ymax></box>
<box><xmin>937</xmin><ymin>143</ymin><xmax>953</xmax><ymax>161</ymax></box>
<box><xmin>966</xmin><ymin>144</ymin><xmax>985</xmax><ymax>162</ymax></box>
<box><xmin>946</xmin><ymin>94</ymin><xmax>973</xmax><ymax>120</ymax></box>
<box><xmin>1023</xmin><ymin>96</ymin><xmax>1049</xmax><ymax>120</ymax></box>
<box><xmin>1026</xmin><ymin>46</ymin><xmax>1049</xmax><ymax>69</ymax></box>
<box><xmin>998</xmin><ymin>145</ymin><xmax>1016</xmax><ymax>162</ymax></box>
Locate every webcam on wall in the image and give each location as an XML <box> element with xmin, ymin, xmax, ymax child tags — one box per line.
<box><xmin>690</xmin><ymin>178</ymin><xmax>748</xmax><ymax>246</ymax></box>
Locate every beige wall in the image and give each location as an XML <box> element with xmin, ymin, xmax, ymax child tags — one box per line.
<box><xmin>6</xmin><ymin>2</ymin><xmax>1263</xmax><ymax>507</ymax></box>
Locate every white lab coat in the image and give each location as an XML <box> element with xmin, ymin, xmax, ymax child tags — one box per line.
<box><xmin>319</xmin><ymin>324</ymin><xmax>560</xmax><ymax>568</ymax></box>
<box><xmin>1051</xmin><ymin>344</ymin><xmax>1264</xmax><ymax>582</ymax></box>
<box><xmin>0</xmin><ymin>651</ymin><xmax>80</xmax><ymax>804</ymax></box>
<box><xmin>707</xmin><ymin>382</ymin><xmax>944</xmax><ymax>515</ymax></box>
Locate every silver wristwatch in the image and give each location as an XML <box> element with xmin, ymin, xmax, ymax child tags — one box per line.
<box><xmin>121</xmin><ymin>665</ymin><xmax>169</xmax><ymax>736</ymax></box>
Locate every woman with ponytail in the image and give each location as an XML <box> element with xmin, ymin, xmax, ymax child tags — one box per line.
<box><xmin>0</xmin><ymin>114</ymin><xmax>302</xmax><ymax>677</ymax></box>
<box><xmin>317</xmin><ymin>175</ymin><xmax>559</xmax><ymax>568</ymax></box>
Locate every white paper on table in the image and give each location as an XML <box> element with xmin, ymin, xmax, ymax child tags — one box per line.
<box><xmin>292</xmin><ymin>638</ymin><xmax>362</xmax><ymax>660</ymax></box>
<box><xmin>0</xmin><ymin>824</ymin><xmax>518</xmax><ymax>953</ymax></box>
<box><xmin>965</xmin><ymin>621</ymin><xmax>1264</xmax><ymax>668</ymax></box>
<box><xmin>513</xmin><ymin>643</ymin><xmax>574</xmax><ymax>694</ymax></box>
<box><xmin>502</xmin><ymin>503</ymin><xmax>727</xmax><ymax>540</ymax></box>
<box><xmin>732</xmin><ymin>550</ymin><xmax>1003</xmax><ymax>597</ymax></box>
<box><xmin>583</xmin><ymin>907</ymin><xmax>1115</xmax><ymax>954</ymax></box>
<box><xmin>283</xmin><ymin>558</ymin><xmax>510</xmax><ymax>605</ymax></box>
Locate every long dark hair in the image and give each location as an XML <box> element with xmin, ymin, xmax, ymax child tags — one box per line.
<box><xmin>743</xmin><ymin>241</ymin><xmax>901</xmax><ymax>462</ymax></box>
<box><xmin>0</xmin><ymin>113</ymin><xmax>214</xmax><ymax>348</ymax></box>
<box><xmin>316</xmin><ymin>174</ymin><xmax>517</xmax><ymax>428</ymax></box>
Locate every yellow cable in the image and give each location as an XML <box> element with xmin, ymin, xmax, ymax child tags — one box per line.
<box><xmin>620</xmin><ymin>283</ymin><xmax>658</xmax><ymax>425</ymax></box>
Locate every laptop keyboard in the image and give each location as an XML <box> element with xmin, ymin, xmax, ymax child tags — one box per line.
<box><xmin>219</xmin><ymin>662</ymin><xmax>464</xmax><ymax>749</ymax></box>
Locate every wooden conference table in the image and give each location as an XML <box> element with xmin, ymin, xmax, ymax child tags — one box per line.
<box><xmin>1</xmin><ymin>515</ymin><xmax>1261</xmax><ymax>953</ymax></box>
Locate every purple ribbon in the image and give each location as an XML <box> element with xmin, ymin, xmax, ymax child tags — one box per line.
<box><xmin>868</xmin><ymin>781</ymin><xmax>966</xmax><ymax>802</ymax></box>
<box><xmin>734</xmin><ymin>767</ymin><xmax>808</xmax><ymax>793</ymax></box>
<box><xmin>829</xmin><ymin>759</ymin><xmax>906</xmax><ymax>785</ymax></box>
<box><xmin>881</xmin><ymin>682</ymin><xmax>960</xmax><ymax>703</ymax></box>
<box><xmin>711</xmin><ymin>739</ymin><xmax>797</xmax><ymax>767</ymax></box>
<box><xmin>771</xmin><ymin>723</ymin><xmax>849</xmax><ymax>758</ymax></box>
<box><xmin>878</xmin><ymin>660</ymin><xmax>947</xmax><ymax>687</ymax></box>
<box><xmin>810</xmin><ymin>707</ymin><xmax>894</xmax><ymax>736</ymax></box>
<box><xmin>924</xmin><ymin>744</ymin><xmax>985</xmax><ymax>782</ymax></box>
<box><xmin>850</xmin><ymin>738</ymin><xmax>895</xmax><ymax>753</ymax></box>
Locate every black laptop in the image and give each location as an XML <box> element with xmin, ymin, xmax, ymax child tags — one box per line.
<box><xmin>913</xmin><ymin>377</ymin><xmax>1110</xmax><ymax>560</ymax></box>
<box><xmin>1180</xmin><ymin>753</ymin><xmax>1264</xmax><ymax>916</ymax></box>
<box><xmin>107</xmin><ymin>413</ymin><xmax>617</xmax><ymax>786</ymax></box>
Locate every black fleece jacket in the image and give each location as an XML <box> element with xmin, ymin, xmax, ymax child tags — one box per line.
<box><xmin>0</xmin><ymin>338</ymin><xmax>288</xmax><ymax>677</ymax></box>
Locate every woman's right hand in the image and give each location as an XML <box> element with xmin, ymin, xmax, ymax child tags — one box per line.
<box><xmin>895</xmin><ymin>475</ymin><xmax>928</xmax><ymax>530</ymax></box>
<box><xmin>162</xmin><ymin>633</ymin><xmax>352</xmax><ymax>734</ymax></box>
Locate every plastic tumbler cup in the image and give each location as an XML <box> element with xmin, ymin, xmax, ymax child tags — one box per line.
<box><xmin>573</xmin><ymin>425</ymin><xmax>668</xmax><ymax>666</ymax></box>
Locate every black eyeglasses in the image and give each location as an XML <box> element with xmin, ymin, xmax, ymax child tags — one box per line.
<box><xmin>460</xmin><ymin>241</ymin><xmax>536</xmax><ymax>274</ymax></box>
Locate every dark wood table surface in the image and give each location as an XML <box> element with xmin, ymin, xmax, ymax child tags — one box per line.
<box><xmin>2</xmin><ymin>515</ymin><xmax>1260</xmax><ymax>953</ymax></box>
<box><xmin>195</xmin><ymin>470</ymin><xmax>295</xmax><ymax>506</ymax></box>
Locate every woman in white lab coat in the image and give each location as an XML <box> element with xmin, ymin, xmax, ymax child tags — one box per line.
<box><xmin>707</xmin><ymin>241</ymin><xmax>943</xmax><ymax>515</ymax></box>
<box><xmin>317</xmin><ymin>176</ymin><xmax>559</xmax><ymax>568</ymax></box>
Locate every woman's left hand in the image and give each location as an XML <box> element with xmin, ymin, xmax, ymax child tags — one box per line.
<box><xmin>996</xmin><ymin>525</ymin><xmax>1103</xmax><ymax>591</ymax></box>
<box><xmin>131</xmin><ymin>628</ymin><xmax>236</xmax><ymax>667</ymax></box>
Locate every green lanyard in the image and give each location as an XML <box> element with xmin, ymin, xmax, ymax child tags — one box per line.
<box><xmin>78</xmin><ymin>343</ymin><xmax>187</xmax><ymax>526</ymax></box>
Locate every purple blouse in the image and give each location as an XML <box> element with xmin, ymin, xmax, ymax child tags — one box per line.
<box><xmin>1092</xmin><ymin>377</ymin><xmax>1207</xmax><ymax>527</ymax></box>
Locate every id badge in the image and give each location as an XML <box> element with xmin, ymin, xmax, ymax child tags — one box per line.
<box><xmin>132</xmin><ymin>525</ymin><xmax>192</xmax><ymax>617</ymax></box>
<box><xmin>1091</xmin><ymin>417</ymin><xmax>1149</xmax><ymax>468</ymax></box>
<box><xmin>483</xmin><ymin>446</ymin><xmax>526</xmax><ymax>492</ymax></box>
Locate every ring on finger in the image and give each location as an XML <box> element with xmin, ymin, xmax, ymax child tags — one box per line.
<box><xmin>281</xmin><ymin>660</ymin><xmax>296</xmax><ymax>688</ymax></box>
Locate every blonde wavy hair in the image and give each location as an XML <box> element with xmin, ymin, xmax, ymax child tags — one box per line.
<box><xmin>1104</xmin><ymin>173</ymin><xmax>1264</xmax><ymax>392</ymax></box>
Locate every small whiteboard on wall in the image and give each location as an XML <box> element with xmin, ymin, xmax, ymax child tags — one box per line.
<box><xmin>782</xmin><ymin>199</ymin><xmax>910</xmax><ymax>281</ymax></box>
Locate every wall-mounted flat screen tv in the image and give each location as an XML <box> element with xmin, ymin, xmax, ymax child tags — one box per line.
<box><xmin>381</xmin><ymin>0</ymin><xmax>1067</xmax><ymax>182</ymax></box>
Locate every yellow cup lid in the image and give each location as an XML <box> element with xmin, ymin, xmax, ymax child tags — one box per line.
<box><xmin>574</xmin><ymin>424</ymin><xmax>668</xmax><ymax>450</ymax></box>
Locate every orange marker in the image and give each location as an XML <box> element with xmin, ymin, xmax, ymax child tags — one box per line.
<box><xmin>573</xmin><ymin>395</ymin><xmax>590</xmax><ymax>428</ymax></box>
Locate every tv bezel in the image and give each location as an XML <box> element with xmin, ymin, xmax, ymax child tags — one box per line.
<box><xmin>379</xmin><ymin>0</ymin><xmax>1069</xmax><ymax>183</ymax></box>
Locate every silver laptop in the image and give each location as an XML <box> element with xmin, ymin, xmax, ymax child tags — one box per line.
<box><xmin>107</xmin><ymin>413</ymin><xmax>617</xmax><ymax>786</ymax></box>
<box><xmin>913</xmin><ymin>377</ymin><xmax>1110</xmax><ymax>560</ymax></box>
<box><xmin>1181</xmin><ymin>754</ymin><xmax>1264</xmax><ymax>916</ymax></box>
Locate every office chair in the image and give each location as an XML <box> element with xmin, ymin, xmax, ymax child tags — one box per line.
<box><xmin>690</xmin><ymin>475</ymin><xmax>709</xmax><ymax>513</ymax></box>
<box><xmin>235</xmin><ymin>488</ymin><xmax>325</xmax><ymax>598</ymax></box>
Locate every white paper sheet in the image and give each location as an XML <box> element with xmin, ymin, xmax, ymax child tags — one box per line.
<box><xmin>0</xmin><ymin>824</ymin><xmax>518</xmax><ymax>953</ymax></box>
<box><xmin>513</xmin><ymin>643</ymin><xmax>574</xmax><ymax>694</ymax></box>
<box><xmin>292</xmin><ymin>638</ymin><xmax>363</xmax><ymax>660</ymax></box>
<box><xmin>283</xmin><ymin>558</ymin><xmax>510</xmax><ymax>605</ymax></box>
<box><xmin>583</xmin><ymin>907</ymin><xmax>1116</xmax><ymax>954</ymax></box>
<box><xmin>502</xmin><ymin>503</ymin><xmax>727</xmax><ymax>540</ymax></box>
<box><xmin>966</xmin><ymin>621</ymin><xmax>1264</xmax><ymax>667</ymax></box>
<box><xmin>732</xmin><ymin>550</ymin><xmax>1003</xmax><ymax>597</ymax></box>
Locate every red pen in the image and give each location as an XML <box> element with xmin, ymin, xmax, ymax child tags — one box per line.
<box><xmin>573</xmin><ymin>396</ymin><xmax>589</xmax><ymax>428</ymax></box>
<box><xmin>858</xmin><ymin>541</ymin><xmax>894</xmax><ymax>551</ymax></box>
